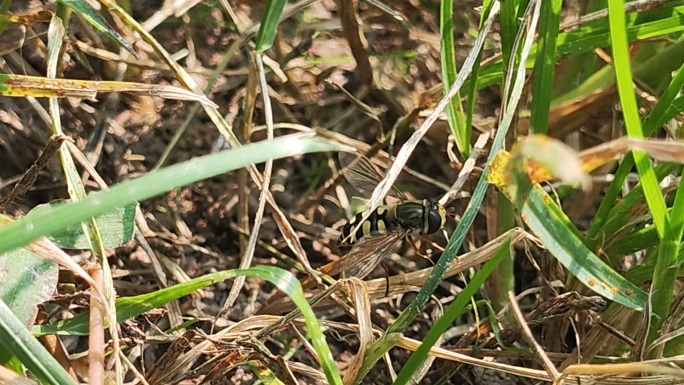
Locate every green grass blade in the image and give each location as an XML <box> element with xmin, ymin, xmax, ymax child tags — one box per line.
<box><xmin>0</xmin><ymin>134</ymin><xmax>349</xmax><ymax>254</ymax></box>
<box><xmin>499</xmin><ymin>0</ymin><xmax>521</xmax><ymax>64</ymax></box>
<box><xmin>643</xmin><ymin>70</ymin><xmax>684</xmax><ymax>135</ymax></box>
<box><xmin>256</xmin><ymin>0</ymin><xmax>286</xmax><ymax>52</ymax></box>
<box><xmin>0</xmin><ymin>249</ymin><xmax>58</xmax><ymax>328</ymax></box>
<box><xmin>36</xmin><ymin>202</ymin><xmax>137</xmax><ymax>249</ymax></box>
<box><xmin>587</xmin><ymin>86</ymin><xmax>684</xmax><ymax>244</ymax></box>
<box><xmin>35</xmin><ymin>266</ymin><xmax>343</xmax><ymax>385</ymax></box>
<box><xmin>521</xmin><ymin>184</ymin><xmax>646</xmax><ymax>309</ymax></box>
<box><xmin>608</xmin><ymin>0</ymin><xmax>667</xmax><ymax>234</ymax></box>
<box><xmin>590</xmin><ymin>163</ymin><xmax>678</xmax><ymax>253</ymax></box>
<box><xmin>392</xmin><ymin>236</ymin><xmax>509</xmax><ymax>385</ymax></box>
<box><xmin>608</xmin><ymin>0</ymin><xmax>675</xmax><ymax>342</ymax></box>
<box><xmin>605</xmin><ymin>226</ymin><xmax>659</xmax><ymax>264</ymax></box>
<box><xmin>57</xmin><ymin>0</ymin><xmax>135</xmax><ymax>55</ymax></box>
<box><xmin>464</xmin><ymin>0</ymin><xmax>495</xmax><ymax>147</ymax></box>
<box><xmin>529</xmin><ymin>0</ymin><xmax>561</xmax><ymax>134</ymax></box>
<box><xmin>472</xmin><ymin>2</ymin><xmax>684</xmax><ymax>90</ymax></box>
<box><xmin>0</xmin><ymin>300</ymin><xmax>77</xmax><ymax>385</ymax></box>
<box><xmin>440</xmin><ymin>0</ymin><xmax>469</xmax><ymax>156</ymax></box>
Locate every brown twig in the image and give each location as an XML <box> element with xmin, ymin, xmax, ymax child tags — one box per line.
<box><xmin>508</xmin><ymin>291</ymin><xmax>561</xmax><ymax>382</ymax></box>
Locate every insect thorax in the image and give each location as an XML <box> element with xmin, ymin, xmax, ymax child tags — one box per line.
<box><xmin>392</xmin><ymin>200</ymin><xmax>430</xmax><ymax>231</ymax></box>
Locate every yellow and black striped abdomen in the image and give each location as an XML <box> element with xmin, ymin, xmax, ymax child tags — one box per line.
<box><xmin>339</xmin><ymin>206</ymin><xmax>397</xmax><ymax>246</ymax></box>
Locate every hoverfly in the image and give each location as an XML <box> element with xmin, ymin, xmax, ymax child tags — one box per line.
<box><xmin>337</xmin><ymin>152</ymin><xmax>449</xmax><ymax>279</ymax></box>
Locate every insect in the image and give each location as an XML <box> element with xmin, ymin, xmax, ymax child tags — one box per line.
<box><xmin>337</xmin><ymin>152</ymin><xmax>449</xmax><ymax>279</ymax></box>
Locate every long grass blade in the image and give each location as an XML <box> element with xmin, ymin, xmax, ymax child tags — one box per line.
<box><xmin>529</xmin><ymin>0</ymin><xmax>561</xmax><ymax>134</ymax></box>
<box><xmin>0</xmin><ymin>134</ymin><xmax>350</xmax><ymax>254</ymax></box>
<box><xmin>440</xmin><ymin>0</ymin><xmax>469</xmax><ymax>156</ymax></box>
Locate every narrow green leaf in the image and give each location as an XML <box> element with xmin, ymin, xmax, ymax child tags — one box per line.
<box><xmin>255</xmin><ymin>0</ymin><xmax>286</xmax><ymax>52</ymax></box>
<box><xmin>35</xmin><ymin>266</ymin><xmax>343</xmax><ymax>385</ymax></box>
<box><xmin>587</xmin><ymin>93</ymin><xmax>684</xmax><ymax>244</ymax></box>
<box><xmin>464</xmin><ymin>0</ymin><xmax>494</xmax><ymax>149</ymax></box>
<box><xmin>473</xmin><ymin>3</ymin><xmax>684</xmax><ymax>90</ymax></box>
<box><xmin>520</xmin><ymin>184</ymin><xmax>646</xmax><ymax>310</ymax></box>
<box><xmin>499</xmin><ymin>0</ymin><xmax>521</xmax><ymax>64</ymax></box>
<box><xmin>393</xmin><ymin>236</ymin><xmax>509</xmax><ymax>385</ymax></box>
<box><xmin>608</xmin><ymin>0</ymin><xmax>673</xmax><ymax>343</ymax></box>
<box><xmin>440</xmin><ymin>0</ymin><xmax>469</xmax><ymax>156</ymax></box>
<box><xmin>529</xmin><ymin>0</ymin><xmax>561</xmax><ymax>134</ymax></box>
<box><xmin>57</xmin><ymin>0</ymin><xmax>135</xmax><ymax>56</ymax></box>
<box><xmin>605</xmin><ymin>225</ymin><xmax>659</xmax><ymax>264</ymax></box>
<box><xmin>0</xmin><ymin>300</ymin><xmax>77</xmax><ymax>385</ymax></box>
<box><xmin>0</xmin><ymin>134</ymin><xmax>350</xmax><ymax>254</ymax></box>
<box><xmin>608</xmin><ymin>0</ymin><xmax>667</xmax><ymax>233</ymax></box>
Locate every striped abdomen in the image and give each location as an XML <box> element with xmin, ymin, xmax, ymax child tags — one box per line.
<box><xmin>339</xmin><ymin>206</ymin><xmax>397</xmax><ymax>246</ymax></box>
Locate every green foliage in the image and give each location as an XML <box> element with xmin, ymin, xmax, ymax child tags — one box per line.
<box><xmin>256</xmin><ymin>0</ymin><xmax>287</xmax><ymax>52</ymax></box>
<box><xmin>393</xmin><ymin>236</ymin><xmax>510</xmax><ymax>385</ymax></box>
<box><xmin>0</xmin><ymin>134</ymin><xmax>347</xmax><ymax>255</ymax></box>
<box><xmin>57</xmin><ymin>0</ymin><xmax>135</xmax><ymax>55</ymax></box>
<box><xmin>0</xmin><ymin>301</ymin><xmax>77</xmax><ymax>385</ymax></box>
<box><xmin>36</xmin><ymin>266</ymin><xmax>344</xmax><ymax>385</ymax></box>
<box><xmin>0</xmin><ymin>249</ymin><xmax>58</xmax><ymax>328</ymax></box>
<box><xmin>440</xmin><ymin>0</ymin><xmax>469</xmax><ymax>156</ymax></box>
<box><xmin>33</xmin><ymin>202</ymin><xmax>137</xmax><ymax>249</ymax></box>
<box><xmin>2</xmin><ymin>0</ymin><xmax>684</xmax><ymax>382</ymax></box>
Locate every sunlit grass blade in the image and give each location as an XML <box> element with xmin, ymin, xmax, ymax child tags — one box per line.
<box><xmin>529</xmin><ymin>0</ymin><xmax>561</xmax><ymax>134</ymax></box>
<box><xmin>35</xmin><ymin>266</ymin><xmax>343</xmax><ymax>385</ymax></box>
<box><xmin>0</xmin><ymin>134</ymin><xmax>350</xmax><ymax>254</ymax></box>
<box><xmin>519</xmin><ymin>183</ymin><xmax>646</xmax><ymax>310</ymax></box>
<box><xmin>392</xmin><ymin>236</ymin><xmax>509</xmax><ymax>385</ymax></box>
<box><xmin>0</xmin><ymin>248</ymin><xmax>58</xmax><ymax>328</ymax></box>
<box><xmin>0</xmin><ymin>300</ymin><xmax>77</xmax><ymax>385</ymax></box>
<box><xmin>36</xmin><ymin>203</ymin><xmax>136</xmax><ymax>249</ymax></box>
<box><xmin>256</xmin><ymin>0</ymin><xmax>286</xmax><ymax>52</ymax></box>
<box><xmin>56</xmin><ymin>0</ymin><xmax>135</xmax><ymax>56</ymax></box>
<box><xmin>472</xmin><ymin>2</ymin><xmax>684</xmax><ymax>90</ymax></box>
<box><xmin>608</xmin><ymin>0</ymin><xmax>674</xmax><ymax>344</ymax></box>
<box><xmin>487</xmin><ymin>135</ymin><xmax>648</xmax><ymax>310</ymax></box>
<box><xmin>440</xmin><ymin>0</ymin><xmax>469</xmax><ymax>156</ymax></box>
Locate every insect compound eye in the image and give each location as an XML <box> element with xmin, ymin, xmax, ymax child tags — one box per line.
<box><xmin>426</xmin><ymin>204</ymin><xmax>445</xmax><ymax>234</ymax></box>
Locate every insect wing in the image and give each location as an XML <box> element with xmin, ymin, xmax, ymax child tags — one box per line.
<box><xmin>338</xmin><ymin>152</ymin><xmax>407</xmax><ymax>200</ymax></box>
<box><xmin>341</xmin><ymin>231</ymin><xmax>405</xmax><ymax>279</ymax></box>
